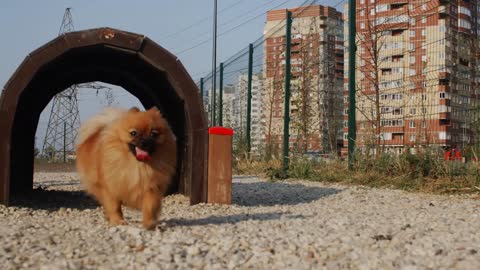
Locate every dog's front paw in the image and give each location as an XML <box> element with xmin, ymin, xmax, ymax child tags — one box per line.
<box><xmin>109</xmin><ymin>218</ymin><xmax>127</xmax><ymax>226</ymax></box>
<box><xmin>142</xmin><ymin>219</ymin><xmax>157</xmax><ymax>230</ymax></box>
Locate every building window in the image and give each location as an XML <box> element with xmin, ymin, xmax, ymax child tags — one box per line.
<box><xmin>421</xmin><ymin>55</ymin><xmax>427</xmax><ymax>62</ymax></box>
<box><xmin>439</xmin><ymin>105</ymin><xmax>449</xmax><ymax>113</ymax></box>
<box><xmin>410</xmin><ymin>121</ymin><xmax>416</xmax><ymax>128</ymax></box>
<box><xmin>421</xmin><ymin>16</ymin><xmax>426</xmax><ymax>23</ymax></box>
<box><xmin>410</xmin><ymin>30</ymin><xmax>415</xmax><ymax>37</ymax></box>
<box><xmin>422</xmin><ymin>121</ymin><xmax>427</xmax><ymax>128</ymax></box>
<box><xmin>410</xmin><ymin>135</ymin><xmax>416</xmax><ymax>141</ymax></box>
<box><xmin>410</xmin><ymin>55</ymin><xmax>415</xmax><ymax>64</ymax></box>
<box><xmin>410</xmin><ymin>18</ymin><xmax>415</xmax><ymax>26</ymax></box>
<box><xmin>458</xmin><ymin>6</ymin><xmax>472</xmax><ymax>16</ymax></box>
<box><xmin>421</xmin><ymin>29</ymin><xmax>426</xmax><ymax>36</ymax></box>
<box><xmin>393</xmin><ymin>108</ymin><xmax>403</xmax><ymax>115</ymax></box>
<box><xmin>360</xmin><ymin>10</ymin><xmax>365</xmax><ymax>16</ymax></box>
<box><xmin>370</xmin><ymin>9</ymin><xmax>375</xmax><ymax>15</ymax></box>
<box><xmin>459</xmin><ymin>19</ymin><xmax>472</xmax><ymax>29</ymax></box>
<box><xmin>421</xmin><ymin>42</ymin><xmax>426</xmax><ymax>50</ymax></box>
<box><xmin>409</xmin><ymin>69</ymin><xmax>416</xmax><ymax>76</ymax></box>
<box><xmin>376</xmin><ymin>4</ymin><xmax>388</xmax><ymax>12</ymax></box>
<box><xmin>422</xmin><ymin>94</ymin><xmax>427</xmax><ymax>100</ymax></box>
<box><xmin>360</xmin><ymin>0</ymin><xmax>365</xmax><ymax>4</ymax></box>
<box><xmin>439</xmin><ymin>25</ymin><xmax>446</xmax><ymax>32</ymax></box>
<box><xmin>439</xmin><ymin>52</ymin><xmax>445</xmax><ymax>59</ymax></box>
<box><xmin>440</xmin><ymin>92</ymin><xmax>446</xmax><ymax>99</ymax></box>
<box><xmin>422</xmin><ymin>4</ymin><xmax>427</xmax><ymax>11</ymax></box>
<box><xmin>409</xmin><ymin>43</ymin><xmax>414</xmax><ymax>51</ymax></box>
<box><xmin>360</xmin><ymin>22</ymin><xmax>365</xmax><ymax>29</ymax></box>
<box><xmin>410</xmin><ymin>108</ymin><xmax>416</xmax><ymax>115</ymax></box>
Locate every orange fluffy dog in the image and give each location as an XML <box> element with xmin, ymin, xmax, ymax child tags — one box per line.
<box><xmin>76</xmin><ymin>107</ymin><xmax>176</xmax><ymax>229</ymax></box>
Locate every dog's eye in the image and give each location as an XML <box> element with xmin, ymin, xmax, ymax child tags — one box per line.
<box><xmin>130</xmin><ymin>130</ymin><xmax>137</xmax><ymax>137</ymax></box>
<box><xmin>150</xmin><ymin>131</ymin><xmax>159</xmax><ymax>138</ymax></box>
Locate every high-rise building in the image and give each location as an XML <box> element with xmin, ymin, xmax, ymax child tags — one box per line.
<box><xmin>263</xmin><ymin>5</ymin><xmax>344</xmax><ymax>156</ymax></box>
<box><xmin>344</xmin><ymin>0</ymin><xmax>480</xmax><ymax>155</ymax></box>
<box><xmin>225</xmin><ymin>73</ymin><xmax>265</xmax><ymax>153</ymax></box>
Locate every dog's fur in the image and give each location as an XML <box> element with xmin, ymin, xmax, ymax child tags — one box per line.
<box><xmin>76</xmin><ymin>107</ymin><xmax>176</xmax><ymax>229</ymax></box>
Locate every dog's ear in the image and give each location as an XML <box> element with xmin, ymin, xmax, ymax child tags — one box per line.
<box><xmin>129</xmin><ymin>107</ymin><xmax>140</xmax><ymax>113</ymax></box>
<box><xmin>149</xmin><ymin>106</ymin><xmax>161</xmax><ymax>114</ymax></box>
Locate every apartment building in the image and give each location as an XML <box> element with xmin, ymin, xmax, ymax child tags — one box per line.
<box><xmin>344</xmin><ymin>0</ymin><xmax>480</xmax><ymax>154</ymax></box>
<box><xmin>222</xmin><ymin>73</ymin><xmax>264</xmax><ymax>153</ymax></box>
<box><xmin>264</xmin><ymin>5</ymin><xmax>344</xmax><ymax>155</ymax></box>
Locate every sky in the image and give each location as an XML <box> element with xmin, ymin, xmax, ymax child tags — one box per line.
<box><xmin>0</xmin><ymin>0</ymin><xmax>339</xmax><ymax>149</ymax></box>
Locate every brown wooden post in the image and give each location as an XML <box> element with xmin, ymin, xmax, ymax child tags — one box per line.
<box><xmin>207</xmin><ymin>127</ymin><xmax>233</xmax><ymax>204</ymax></box>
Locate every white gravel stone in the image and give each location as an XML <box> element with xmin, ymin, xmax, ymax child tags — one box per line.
<box><xmin>0</xmin><ymin>172</ymin><xmax>480</xmax><ymax>269</ymax></box>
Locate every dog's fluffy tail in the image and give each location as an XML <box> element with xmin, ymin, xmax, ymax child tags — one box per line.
<box><xmin>76</xmin><ymin>107</ymin><xmax>126</xmax><ymax>147</ymax></box>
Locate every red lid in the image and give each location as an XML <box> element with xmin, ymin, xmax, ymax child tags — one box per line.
<box><xmin>208</xmin><ymin>126</ymin><xmax>234</xmax><ymax>136</ymax></box>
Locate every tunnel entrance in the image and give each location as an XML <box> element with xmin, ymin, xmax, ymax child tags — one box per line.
<box><xmin>0</xmin><ymin>28</ymin><xmax>208</xmax><ymax>206</ymax></box>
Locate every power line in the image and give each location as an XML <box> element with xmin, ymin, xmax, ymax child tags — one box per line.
<box><xmin>175</xmin><ymin>0</ymin><xmax>303</xmax><ymax>56</ymax></box>
<box><xmin>159</xmin><ymin>0</ymin><xmax>245</xmax><ymax>40</ymax></box>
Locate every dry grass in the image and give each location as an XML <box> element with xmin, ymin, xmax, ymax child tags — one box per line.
<box><xmin>34</xmin><ymin>159</ymin><xmax>76</xmax><ymax>172</ymax></box>
<box><xmin>233</xmin><ymin>152</ymin><xmax>480</xmax><ymax>195</ymax></box>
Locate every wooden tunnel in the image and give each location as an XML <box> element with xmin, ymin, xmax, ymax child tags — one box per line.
<box><xmin>0</xmin><ymin>27</ymin><xmax>208</xmax><ymax>206</ymax></box>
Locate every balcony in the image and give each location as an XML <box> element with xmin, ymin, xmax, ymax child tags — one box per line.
<box><xmin>440</xmin><ymin>98</ymin><xmax>451</xmax><ymax>106</ymax></box>
<box><xmin>439</xmin><ymin>112</ymin><xmax>451</xmax><ymax>119</ymax></box>
<box><xmin>439</xmin><ymin>6</ymin><xmax>448</xmax><ymax>16</ymax></box>
<box><xmin>438</xmin><ymin>84</ymin><xmax>451</xmax><ymax>92</ymax></box>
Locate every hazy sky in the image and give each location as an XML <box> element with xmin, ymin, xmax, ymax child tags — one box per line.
<box><xmin>0</xmin><ymin>0</ymin><xmax>338</xmax><ymax>148</ymax></box>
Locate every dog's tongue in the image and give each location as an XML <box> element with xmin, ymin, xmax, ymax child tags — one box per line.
<box><xmin>135</xmin><ymin>147</ymin><xmax>151</xmax><ymax>161</ymax></box>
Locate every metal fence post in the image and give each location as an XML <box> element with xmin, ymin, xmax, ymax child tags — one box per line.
<box><xmin>247</xmin><ymin>44</ymin><xmax>253</xmax><ymax>154</ymax></box>
<box><xmin>219</xmin><ymin>62</ymin><xmax>224</xmax><ymax>126</ymax></box>
<box><xmin>347</xmin><ymin>0</ymin><xmax>357</xmax><ymax>169</ymax></box>
<box><xmin>200</xmin><ymin>77</ymin><xmax>204</xmax><ymax>103</ymax></box>
<box><xmin>283</xmin><ymin>11</ymin><xmax>292</xmax><ymax>173</ymax></box>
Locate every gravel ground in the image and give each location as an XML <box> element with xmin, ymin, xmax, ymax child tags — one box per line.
<box><xmin>1</xmin><ymin>172</ymin><xmax>480</xmax><ymax>269</ymax></box>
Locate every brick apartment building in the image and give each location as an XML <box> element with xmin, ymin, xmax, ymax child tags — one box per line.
<box><xmin>263</xmin><ymin>5</ymin><xmax>344</xmax><ymax>156</ymax></box>
<box><xmin>344</xmin><ymin>0</ymin><xmax>480</xmax><ymax>155</ymax></box>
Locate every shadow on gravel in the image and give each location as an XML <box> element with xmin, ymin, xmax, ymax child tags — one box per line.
<box><xmin>166</xmin><ymin>212</ymin><xmax>304</xmax><ymax>227</ymax></box>
<box><xmin>10</xmin><ymin>188</ymin><xmax>98</xmax><ymax>211</ymax></box>
<box><xmin>33</xmin><ymin>180</ymin><xmax>81</xmax><ymax>187</ymax></box>
<box><xmin>233</xmin><ymin>181</ymin><xmax>341</xmax><ymax>206</ymax></box>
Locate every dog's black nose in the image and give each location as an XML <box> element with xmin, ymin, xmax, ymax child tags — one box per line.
<box><xmin>139</xmin><ymin>138</ymin><xmax>155</xmax><ymax>152</ymax></box>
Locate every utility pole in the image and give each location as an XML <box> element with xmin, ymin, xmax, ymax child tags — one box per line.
<box><xmin>42</xmin><ymin>8</ymin><xmax>80</xmax><ymax>162</ymax></box>
<box><xmin>42</xmin><ymin>8</ymin><xmax>111</xmax><ymax>162</ymax></box>
<box><xmin>211</xmin><ymin>0</ymin><xmax>218</xmax><ymax>126</ymax></box>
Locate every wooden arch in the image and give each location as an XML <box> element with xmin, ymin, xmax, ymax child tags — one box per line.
<box><xmin>0</xmin><ymin>28</ymin><xmax>208</xmax><ymax>205</ymax></box>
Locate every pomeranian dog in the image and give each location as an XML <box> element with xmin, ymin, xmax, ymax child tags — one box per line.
<box><xmin>76</xmin><ymin>106</ymin><xmax>176</xmax><ymax>229</ymax></box>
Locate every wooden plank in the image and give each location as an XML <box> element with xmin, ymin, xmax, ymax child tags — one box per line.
<box><xmin>207</xmin><ymin>133</ymin><xmax>232</xmax><ymax>205</ymax></box>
